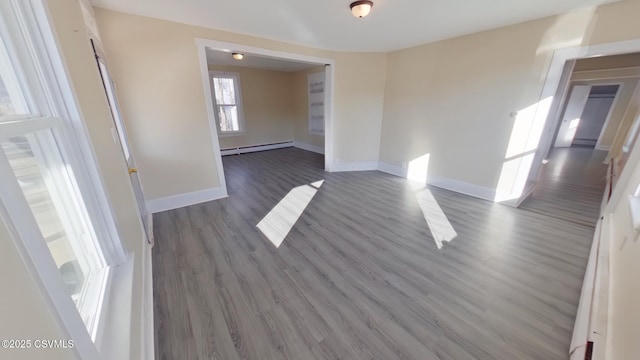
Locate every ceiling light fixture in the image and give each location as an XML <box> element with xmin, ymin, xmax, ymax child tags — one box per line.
<box><xmin>232</xmin><ymin>53</ymin><xmax>244</xmax><ymax>60</ymax></box>
<box><xmin>350</xmin><ymin>0</ymin><xmax>373</xmax><ymax>18</ymax></box>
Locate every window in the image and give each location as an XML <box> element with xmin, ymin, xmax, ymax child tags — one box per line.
<box><xmin>210</xmin><ymin>71</ymin><xmax>245</xmax><ymax>135</ymax></box>
<box><xmin>308</xmin><ymin>72</ymin><xmax>325</xmax><ymax>135</ymax></box>
<box><xmin>0</xmin><ymin>0</ymin><xmax>125</xmax><ymax>355</ymax></box>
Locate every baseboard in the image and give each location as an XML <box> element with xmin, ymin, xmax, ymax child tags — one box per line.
<box><xmin>595</xmin><ymin>144</ymin><xmax>611</xmax><ymax>151</ymax></box>
<box><xmin>146</xmin><ymin>186</ymin><xmax>228</xmax><ymax>213</ymax></box>
<box><xmin>378</xmin><ymin>162</ymin><xmax>407</xmax><ymax>178</ymax></box>
<box><xmin>333</xmin><ymin>161</ymin><xmax>379</xmax><ymax>172</ymax></box>
<box><xmin>427</xmin><ymin>175</ymin><xmax>496</xmax><ymax>202</ymax></box>
<box><xmin>141</xmin><ymin>241</ymin><xmax>154</xmax><ymax>360</ymax></box>
<box><xmin>378</xmin><ymin>161</ymin><xmax>496</xmax><ymax>202</ymax></box>
<box><xmin>293</xmin><ymin>141</ymin><xmax>325</xmax><ymax>155</ymax></box>
<box><xmin>221</xmin><ymin>141</ymin><xmax>293</xmax><ymax>156</ymax></box>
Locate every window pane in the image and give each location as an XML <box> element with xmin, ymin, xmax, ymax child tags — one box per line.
<box><xmin>0</xmin><ymin>36</ymin><xmax>28</xmax><ymax>117</ymax></box>
<box><xmin>1</xmin><ymin>132</ymin><xmax>105</xmax><ymax>328</ymax></box>
<box><xmin>217</xmin><ymin>105</ymin><xmax>239</xmax><ymax>132</ymax></box>
<box><xmin>213</xmin><ymin>77</ymin><xmax>236</xmax><ymax>105</ymax></box>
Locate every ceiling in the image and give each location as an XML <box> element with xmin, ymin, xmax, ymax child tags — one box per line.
<box><xmin>91</xmin><ymin>0</ymin><xmax>618</xmax><ymax>52</ymax></box>
<box><xmin>206</xmin><ymin>49</ymin><xmax>320</xmax><ymax>72</ymax></box>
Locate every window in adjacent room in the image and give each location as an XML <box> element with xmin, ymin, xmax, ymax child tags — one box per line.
<box><xmin>210</xmin><ymin>71</ymin><xmax>245</xmax><ymax>135</ymax></box>
<box><xmin>308</xmin><ymin>72</ymin><xmax>325</xmax><ymax>136</ymax></box>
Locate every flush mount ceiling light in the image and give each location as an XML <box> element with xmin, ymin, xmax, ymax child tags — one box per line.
<box><xmin>350</xmin><ymin>0</ymin><xmax>373</xmax><ymax>18</ymax></box>
<box><xmin>232</xmin><ymin>53</ymin><xmax>244</xmax><ymax>60</ymax></box>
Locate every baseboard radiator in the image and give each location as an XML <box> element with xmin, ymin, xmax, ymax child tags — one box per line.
<box><xmin>220</xmin><ymin>141</ymin><xmax>294</xmax><ymax>156</ymax></box>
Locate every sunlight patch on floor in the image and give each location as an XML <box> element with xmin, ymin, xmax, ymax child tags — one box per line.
<box><xmin>257</xmin><ymin>180</ymin><xmax>324</xmax><ymax>248</ymax></box>
<box><xmin>414</xmin><ymin>186</ymin><xmax>457</xmax><ymax>249</ymax></box>
<box><xmin>407</xmin><ymin>154</ymin><xmax>457</xmax><ymax>249</ymax></box>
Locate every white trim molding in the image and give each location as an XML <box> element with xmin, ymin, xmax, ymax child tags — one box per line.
<box><xmin>146</xmin><ymin>186</ymin><xmax>228</xmax><ymax>213</ymax></box>
<box><xmin>293</xmin><ymin>141</ymin><xmax>325</xmax><ymax>155</ymax></box>
<box><xmin>140</xmin><ymin>241</ymin><xmax>154</xmax><ymax>360</ymax></box>
<box><xmin>221</xmin><ymin>141</ymin><xmax>293</xmax><ymax>156</ymax></box>
<box><xmin>333</xmin><ymin>161</ymin><xmax>379</xmax><ymax>172</ymax></box>
<box><xmin>378</xmin><ymin>162</ymin><xmax>497</xmax><ymax>202</ymax></box>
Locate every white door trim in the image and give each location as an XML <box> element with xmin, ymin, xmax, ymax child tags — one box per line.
<box><xmin>195</xmin><ymin>38</ymin><xmax>336</xmax><ymax>184</ymax></box>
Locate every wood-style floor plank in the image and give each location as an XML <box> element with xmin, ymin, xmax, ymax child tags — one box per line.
<box><xmin>153</xmin><ymin>147</ymin><xmax>602</xmax><ymax>360</ymax></box>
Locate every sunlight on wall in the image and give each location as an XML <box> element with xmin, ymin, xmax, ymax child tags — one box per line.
<box><xmin>495</xmin><ymin>97</ymin><xmax>552</xmax><ymax>202</ymax></box>
<box><xmin>407</xmin><ymin>154</ymin><xmax>431</xmax><ymax>184</ymax></box>
<box><xmin>256</xmin><ymin>180</ymin><xmax>324</xmax><ymax>248</ymax></box>
<box><xmin>407</xmin><ymin>153</ymin><xmax>457</xmax><ymax>249</ymax></box>
<box><xmin>565</xmin><ymin>118</ymin><xmax>581</xmax><ymax>142</ymax></box>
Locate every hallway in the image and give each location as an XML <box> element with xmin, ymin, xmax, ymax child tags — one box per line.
<box><xmin>520</xmin><ymin>147</ymin><xmax>608</xmax><ymax>227</ymax></box>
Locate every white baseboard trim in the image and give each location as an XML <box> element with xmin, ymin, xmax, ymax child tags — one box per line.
<box><xmin>221</xmin><ymin>141</ymin><xmax>293</xmax><ymax>156</ymax></box>
<box><xmin>293</xmin><ymin>141</ymin><xmax>325</xmax><ymax>155</ymax></box>
<box><xmin>427</xmin><ymin>175</ymin><xmax>496</xmax><ymax>202</ymax></box>
<box><xmin>146</xmin><ymin>186</ymin><xmax>228</xmax><ymax>213</ymax></box>
<box><xmin>378</xmin><ymin>162</ymin><xmax>407</xmax><ymax>178</ymax></box>
<box><xmin>595</xmin><ymin>144</ymin><xmax>611</xmax><ymax>151</ymax></box>
<box><xmin>141</xmin><ymin>241</ymin><xmax>154</xmax><ymax>360</ymax></box>
<box><xmin>378</xmin><ymin>161</ymin><xmax>496</xmax><ymax>202</ymax></box>
<box><xmin>333</xmin><ymin>161</ymin><xmax>379</xmax><ymax>172</ymax></box>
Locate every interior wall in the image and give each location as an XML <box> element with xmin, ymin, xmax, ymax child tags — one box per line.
<box><xmin>606</xmin><ymin>133</ymin><xmax>640</xmax><ymax>360</ymax></box>
<box><xmin>379</xmin><ymin>0</ymin><xmax>640</xmax><ymax>192</ymax></box>
<box><xmin>94</xmin><ymin>9</ymin><xmax>387</xmax><ymax>201</ymax></box>
<box><xmin>208</xmin><ymin>65</ymin><xmax>295</xmax><ymax>149</ymax></box>
<box><xmin>571</xmin><ymin>71</ymin><xmax>640</xmax><ymax>149</ymax></box>
<box><xmin>292</xmin><ymin>66</ymin><xmax>326</xmax><ymax>149</ymax></box>
<box><xmin>45</xmin><ymin>0</ymin><xmax>147</xmax><ymax>358</ymax></box>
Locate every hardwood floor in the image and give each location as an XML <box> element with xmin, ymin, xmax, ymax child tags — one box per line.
<box><xmin>520</xmin><ymin>147</ymin><xmax>607</xmax><ymax>227</ymax></box>
<box><xmin>153</xmin><ymin>147</ymin><xmax>599</xmax><ymax>360</ymax></box>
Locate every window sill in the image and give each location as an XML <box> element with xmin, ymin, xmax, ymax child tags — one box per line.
<box><xmin>219</xmin><ymin>132</ymin><xmax>246</xmax><ymax>138</ymax></box>
<box><xmin>95</xmin><ymin>252</ymin><xmax>135</xmax><ymax>360</ymax></box>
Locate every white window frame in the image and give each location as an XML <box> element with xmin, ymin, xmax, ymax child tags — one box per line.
<box><xmin>308</xmin><ymin>71</ymin><xmax>325</xmax><ymax>136</ymax></box>
<box><xmin>209</xmin><ymin>71</ymin><xmax>246</xmax><ymax>136</ymax></box>
<box><xmin>0</xmin><ymin>0</ymin><xmax>128</xmax><ymax>358</ymax></box>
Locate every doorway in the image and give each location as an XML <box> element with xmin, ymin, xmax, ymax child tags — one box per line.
<box><xmin>196</xmin><ymin>39</ymin><xmax>335</xmax><ymax>197</ymax></box>
<box><xmin>553</xmin><ymin>84</ymin><xmax>620</xmax><ymax>149</ymax></box>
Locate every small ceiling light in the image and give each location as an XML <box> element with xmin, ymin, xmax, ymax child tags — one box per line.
<box><xmin>350</xmin><ymin>0</ymin><xmax>373</xmax><ymax>18</ymax></box>
<box><xmin>232</xmin><ymin>53</ymin><xmax>244</xmax><ymax>60</ymax></box>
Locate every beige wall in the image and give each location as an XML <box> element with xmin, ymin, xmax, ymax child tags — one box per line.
<box><xmin>379</xmin><ymin>0</ymin><xmax>640</xmax><ymax>191</ymax></box>
<box><xmin>569</xmin><ymin>73</ymin><xmax>639</xmax><ymax>149</ymax></box>
<box><xmin>292</xmin><ymin>66</ymin><xmax>326</xmax><ymax>148</ymax></box>
<box><xmin>209</xmin><ymin>65</ymin><xmax>295</xmax><ymax>149</ymax></box>
<box><xmin>95</xmin><ymin>9</ymin><xmax>387</xmax><ymax>200</ymax></box>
